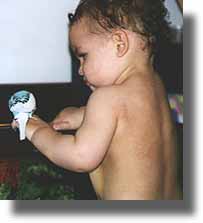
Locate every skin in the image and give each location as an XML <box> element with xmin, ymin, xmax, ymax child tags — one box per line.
<box><xmin>21</xmin><ymin>17</ymin><xmax>181</xmax><ymax>200</ymax></box>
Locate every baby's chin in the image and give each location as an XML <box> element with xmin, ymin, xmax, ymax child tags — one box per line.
<box><xmin>85</xmin><ymin>81</ymin><xmax>96</xmax><ymax>91</ymax></box>
<box><xmin>89</xmin><ymin>85</ymin><xmax>96</xmax><ymax>91</ymax></box>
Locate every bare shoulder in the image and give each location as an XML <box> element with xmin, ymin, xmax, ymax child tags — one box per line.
<box><xmin>87</xmin><ymin>74</ymin><xmax>167</xmax><ymax>119</ymax></box>
<box><xmin>118</xmin><ymin>74</ymin><xmax>162</xmax><ymax>107</ymax></box>
<box><xmin>89</xmin><ymin>86</ymin><xmax>119</xmax><ymax>100</ymax></box>
<box><xmin>87</xmin><ymin>86</ymin><xmax>121</xmax><ymax>111</ymax></box>
<box><xmin>117</xmin><ymin>74</ymin><xmax>169</xmax><ymax>126</ymax></box>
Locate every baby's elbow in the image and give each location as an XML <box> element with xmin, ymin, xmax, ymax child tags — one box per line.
<box><xmin>49</xmin><ymin>153</ymin><xmax>96</xmax><ymax>173</ymax></box>
<box><xmin>76</xmin><ymin>165</ymin><xmax>95</xmax><ymax>173</ymax></box>
<box><xmin>75</xmin><ymin>151</ymin><xmax>101</xmax><ymax>173</ymax></box>
<box><xmin>75</xmin><ymin>159</ymin><xmax>99</xmax><ymax>173</ymax></box>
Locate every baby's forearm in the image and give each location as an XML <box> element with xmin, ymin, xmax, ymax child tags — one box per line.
<box><xmin>52</xmin><ymin>106</ymin><xmax>86</xmax><ymax>130</ymax></box>
<box><xmin>30</xmin><ymin>126</ymin><xmax>86</xmax><ymax>172</ymax></box>
<box><xmin>63</xmin><ymin>106</ymin><xmax>86</xmax><ymax>129</ymax></box>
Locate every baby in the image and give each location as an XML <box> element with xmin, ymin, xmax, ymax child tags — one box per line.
<box><xmin>20</xmin><ymin>0</ymin><xmax>181</xmax><ymax>200</ymax></box>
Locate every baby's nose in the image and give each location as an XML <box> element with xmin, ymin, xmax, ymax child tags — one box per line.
<box><xmin>78</xmin><ymin>66</ymin><xmax>84</xmax><ymax>76</ymax></box>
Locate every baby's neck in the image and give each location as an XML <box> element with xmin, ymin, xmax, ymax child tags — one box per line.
<box><xmin>115</xmin><ymin>60</ymin><xmax>155</xmax><ymax>85</ymax></box>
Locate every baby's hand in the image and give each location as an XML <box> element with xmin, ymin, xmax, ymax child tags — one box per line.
<box><xmin>51</xmin><ymin>107</ymin><xmax>85</xmax><ymax>130</ymax></box>
<box><xmin>11</xmin><ymin>119</ymin><xmax>19</xmax><ymax>131</ymax></box>
<box><xmin>25</xmin><ymin>115</ymin><xmax>50</xmax><ymax>141</ymax></box>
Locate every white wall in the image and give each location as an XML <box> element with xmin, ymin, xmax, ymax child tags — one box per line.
<box><xmin>0</xmin><ymin>0</ymin><xmax>79</xmax><ymax>84</ymax></box>
<box><xmin>0</xmin><ymin>0</ymin><xmax>182</xmax><ymax>84</ymax></box>
<box><xmin>165</xmin><ymin>0</ymin><xmax>183</xmax><ymax>29</ymax></box>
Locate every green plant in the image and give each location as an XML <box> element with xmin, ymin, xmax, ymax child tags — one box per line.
<box><xmin>0</xmin><ymin>160</ymin><xmax>77</xmax><ymax>200</ymax></box>
<box><xmin>0</xmin><ymin>183</ymin><xmax>12</xmax><ymax>200</ymax></box>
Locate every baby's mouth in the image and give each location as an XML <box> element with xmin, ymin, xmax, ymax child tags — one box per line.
<box><xmin>83</xmin><ymin>76</ymin><xmax>87</xmax><ymax>83</ymax></box>
<box><xmin>83</xmin><ymin>77</ymin><xmax>90</xmax><ymax>85</ymax></box>
<box><xmin>84</xmin><ymin>80</ymin><xmax>90</xmax><ymax>86</ymax></box>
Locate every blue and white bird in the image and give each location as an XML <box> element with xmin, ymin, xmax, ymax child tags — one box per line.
<box><xmin>9</xmin><ymin>90</ymin><xmax>36</xmax><ymax>140</ymax></box>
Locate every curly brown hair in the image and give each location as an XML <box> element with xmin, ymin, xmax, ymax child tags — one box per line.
<box><xmin>68</xmin><ymin>0</ymin><xmax>171</xmax><ymax>56</ymax></box>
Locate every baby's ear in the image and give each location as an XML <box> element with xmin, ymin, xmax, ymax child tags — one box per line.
<box><xmin>111</xmin><ymin>30</ymin><xmax>129</xmax><ymax>57</ymax></box>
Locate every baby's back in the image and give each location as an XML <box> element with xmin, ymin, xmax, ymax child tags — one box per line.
<box><xmin>90</xmin><ymin>73</ymin><xmax>180</xmax><ymax>200</ymax></box>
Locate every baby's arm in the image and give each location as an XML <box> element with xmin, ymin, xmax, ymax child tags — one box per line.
<box><xmin>26</xmin><ymin>88</ymin><xmax>117</xmax><ymax>172</ymax></box>
<box><xmin>51</xmin><ymin>106</ymin><xmax>85</xmax><ymax>130</ymax></box>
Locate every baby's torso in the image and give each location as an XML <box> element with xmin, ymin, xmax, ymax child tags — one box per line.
<box><xmin>90</xmin><ymin>74</ymin><xmax>180</xmax><ymax>200</ymax></box>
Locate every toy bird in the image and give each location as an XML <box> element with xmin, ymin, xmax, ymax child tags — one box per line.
<box><xmin>8</xmin><ymin>90</ymin><xmax>36</xmax><ymax>140</ymax></box>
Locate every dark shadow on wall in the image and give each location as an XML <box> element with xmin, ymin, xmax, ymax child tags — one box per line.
<box><xmin>154</xmin><ymin>30</ymin><xmax>183</xmax><ymax>94</ymax></box>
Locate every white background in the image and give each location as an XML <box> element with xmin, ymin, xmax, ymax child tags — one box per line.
<box><xmin>165</xmin><ymin>0</ymin><xmax>183</xmax><ymax>29</ymax></box>
<box><xmin>0</xmin><ymin>0</ymin><xmax>202</xmax><ymax>223</ymax></box>
<box><xmin>0</xmin><ymin>0</ymin><xmax>79</xmax><ymax>84</ymax></box>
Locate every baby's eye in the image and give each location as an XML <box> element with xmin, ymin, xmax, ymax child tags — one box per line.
<box><xmin>78</xmin><ymin>53</ymin><xmax>87</xmax><ymax>59</ymax></box>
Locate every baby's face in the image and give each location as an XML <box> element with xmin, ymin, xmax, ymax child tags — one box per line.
<box><xmin>69</xmin><ymin>18</ymin><xmax>123</xmax><ymax>89</ymax></box>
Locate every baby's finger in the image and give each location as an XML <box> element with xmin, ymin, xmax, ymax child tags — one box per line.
<box><xmin>30</xmin><ymin>115</ymin><xmax>40</xmax><ymax>120</ymax></box>
<box><xmin>52</xmin><ymin>121</ymin><xmax>71</xmax><ymax>130</ymax></box>
<box><xmin>50</xmin><ymin>115</ymin><xmax>63</xmax><ymax>124</ymax></box>
<box><xmin>11</xmin><ymin>120</ymin><xmax>19</xmax><ymax>130</ymax></box>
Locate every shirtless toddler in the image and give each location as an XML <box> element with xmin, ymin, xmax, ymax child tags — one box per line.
<box><xmin>21</xmin><ymin>0</ymin><xmax>181</xmax><ymax>200</ymax></box>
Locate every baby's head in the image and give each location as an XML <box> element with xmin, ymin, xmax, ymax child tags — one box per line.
<box><xmin>68</xmin><ymin>0</ymin><xmax>170</xmax><ymax>88</ymax></box>
<box><xmin>69</xmin><ymin>0</ymin><xmax>170</xmax><ymax>56</ymax></box>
